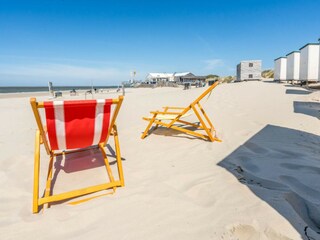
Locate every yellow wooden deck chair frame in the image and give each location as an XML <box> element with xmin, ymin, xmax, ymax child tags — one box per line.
<box><xmin>141</xmin><ymin>81</ymin><xmax>221</xmax><ymax>142</ymax></box>
<box><xmin>30</xmin><ymin>96</ymin><xmax>124</xmax><ymax>213</ymax></box>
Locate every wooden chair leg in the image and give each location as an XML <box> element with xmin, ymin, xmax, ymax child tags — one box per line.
<box><xmin>113</xmin><ymin>125</ymin><xmax>124</xmax><ymax>187</ymax></box>
<box><xmin>33</xmin><ymin>130</ymin><xmax>41</xmax><ymax>214</ymax></box>
<box><xmin>192</xmin><ymin>105</ymin><xmax>215</xmax><ymax>142</ymax></box>
<box><xmin>197</xmin><ymin>102</ymin><xmax>214</xmax><ymax>129</ymax></box>
<box><xmin>99</xmin><ymin>144</ymin><xmax>116</xmax><ymax>192</ymax></box>
<box><xmin>141</xmin><ymin>114</ymin><xmax>157</xmax><ymax>139</ymax></box>
<box><xmin>44</xmin><ymin>155</ymin><xmax>54</xmax><ymax>209</ymax></box>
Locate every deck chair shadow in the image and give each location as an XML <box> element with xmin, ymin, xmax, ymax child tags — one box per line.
<box><xmin>141</xmin><ymin>81</ymin><xmax>221</xmax><ymax>142</ymax></box>
<box><xmin>30</xmin><ymin>96</ymin><xmax>124</xmax><ymax>213</ymax></box>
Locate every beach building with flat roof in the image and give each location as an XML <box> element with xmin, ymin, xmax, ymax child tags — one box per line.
<box><xmin>274</xmin><ymin>57</ymin><xmax>287</xmax><ymax>81</ymax></box>
<box><xmin>299</xmin><ymin>43</ymin><xmax>319</xmax><ymax>83</ymax></box>
<box><xmin>172</xmin><ymin>72</ymin><xmax>195</xmax><ymax>82</ymax></box>
<box><xmin>236</xmin><ymin>60</ymin><xmax>262</xmax><ymax>81</ymax></box>
<box><xmin>145</xmin><ymin>72</ymin><xmax>205</xmax><ymax>84</ymax></box>
<box><xmin>146</xmin><ymin>72</ymin><xmax>194</xmax><ymax>83</ymax></box>
<box><xmin>145</xmin><ymin>73</ymin><xmax>174</xmax><ymax>84</ymax></box>
<box><xmin>286</xmin><ymin>51</ymin><xmax>300</xmax><ymax>82</ymax></box>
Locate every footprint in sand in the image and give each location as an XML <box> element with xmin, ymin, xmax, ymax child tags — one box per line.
<box><xmin>228</xmin><ymin>224</ymin><xmax>260</xmax><ymax>240</ymax></box>
<box><xmin>225</xmin><ymin>224</ymin><xmax>293</xmax><ymax>240</ymax></box>
<box><xmin>235</xmin><ymin>129</ymin><xmax>252</xmax><ymax>137</ymax></box>
<box><xmin>264</xmin><ymin>227</ymin><xmax>294</xmax><ymax>240</ymax></box>
<box><xmin>183</xmin><ymin>182</ymin><xmax>217</xmax><ymax>207</ymax></box>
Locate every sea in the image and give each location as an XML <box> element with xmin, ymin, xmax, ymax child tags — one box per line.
<box><xmin>0</xmin><ymin>86</ymin><xmax>119</xmax><ymax>94</ymax></box>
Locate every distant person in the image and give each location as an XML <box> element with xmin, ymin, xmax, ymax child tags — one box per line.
<box><xmin>70</xmin><ymin>89</ymin><xmax>77</xmax><ymax>96</ymax></box>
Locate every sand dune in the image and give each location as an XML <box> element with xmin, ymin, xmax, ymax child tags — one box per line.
<box><xmin>0</xmin><ymin>81</ymin><xmax>319</xmax><ymax>239</ymax></box>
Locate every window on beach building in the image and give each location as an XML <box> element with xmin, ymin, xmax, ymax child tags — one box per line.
<box><xmin>248</xmin><ymin>74</ymin><xmax>253</xmax><ymax>78</ymax></box>
<box><xmin>249</xmin><ymin>63</ymin><xmax>253</xmax><ymax>67</ymax></box>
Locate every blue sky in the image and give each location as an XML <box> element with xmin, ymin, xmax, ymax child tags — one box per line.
<box><xmin>0</xmin><ymin>0</ymin><xmax>320</xmax><ymax>86</ymax></box>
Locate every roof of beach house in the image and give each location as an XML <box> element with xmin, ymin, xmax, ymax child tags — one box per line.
<box><xmin>148</xmin><ymin>73</ymin><xmax>173</xmax><ymax>78</ymax></box>
<box><xmin>147</xmin><ymin>72</ymin><xmax>193</xmax><ymax>78</ymax></box>
<box><xmin>173</xmin><ymin>72</ymin><xmax>193</xmax><ymax>77</ymax></box>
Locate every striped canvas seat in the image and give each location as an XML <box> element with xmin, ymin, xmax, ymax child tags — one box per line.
<box><xmin>44</xmin><ymin>99</ymin><xmax>112</xmax><ymax>150</ymax></box>
<box><xmin>30</xmin><ymin>96</ymin><xmax>124</xmax><ymax>213</ymax></box>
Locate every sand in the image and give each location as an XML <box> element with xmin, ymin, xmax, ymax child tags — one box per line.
<box><xmin>0</xmin><ymin>81</ymin><xmax>319</xmax><ymax>240</ymax></box>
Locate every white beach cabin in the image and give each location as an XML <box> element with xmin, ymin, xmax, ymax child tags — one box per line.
<box><xmin>236</xmin><ymin>60</ymin><xmax>262</xmax><ymax>81</ymax></box>
<box><xmin>274</xmin><ymin>57</ymin><xmax>287</xmax><ymax>82</ymax></box>
<box><xmin>319</xmin><ymin>42</ymin><xmax>320</xmax><ymax>81</ymax></box>
<box><xmin>299</xmin><ymin>43</ymin><xmax>319</xmax><ymax>83</ymax></box>
<box><xmin>145</xmin><ymin>72</ymin><xmax>197</xmax><ymax>84</ymax></box>
<box><xmin>286</xmin><ymin>51</ymin><xmax>300</xmax><ymax>83</ymax></box>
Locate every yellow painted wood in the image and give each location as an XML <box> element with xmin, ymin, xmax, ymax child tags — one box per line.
<box><xmin>141</xmin><ymin>81</ymin><xmax>221</xmax><ymax>142</ymax></box>
<box><xmin>176</xmin><ymin>119</ymin><xmax>204</xmax><ymax>129</ymax></box>
<box><xmin>167</xmin><ymin>106</ymin><xmax>191</xmax><ymax>128</ymax></box>
<box><xmin>68</xmin><ymin>191</ymin><xmax>114</xmax><ymax>205</ymax></box>
<box><xmin>44</xmin><ymin>155</ymin><xmax>54</xmax><ymax>209</ymax></box>
<box><xmin>112</xmin><ymin>125</ymin><xmax>125</xmax><ymax>186</ymax></box>
<box><xmin>53</xmin><ymin>146</ymin><xmax>99</xmax><ymax>156</ymax></box>
<box><xmin>141</xmin><ymin>113</ymin><xmax>158</xmax><ymax>139</ymax></box>
<box><xmin>36</xmin><ymin>98</ymin><xmax>121</xmax><ymax>108</ymax></box>
<box><xmin>150</xmin><ymin>111</ymin><xmax>184</xmax><ymax>115</ymax></box>
<box><xmin>30</xmin><ymin>98</ymin><xmax>50</xmax><ymax>155</ymax></box>
<box><xmin>192</xmin><ymin>105</ymin><xmax>214</xmax><ymax>141</ymax></box>
<box><xmin>192</xmin><ymin>81</ymin><xmax>219</xmax><ymax>105</ymax></box>
<box><xmin>38</xmin><ymin>181</ymin><xmax>122</xmax><ymax>205</ymax></box>
<box><xmin>162</xmin><ymin>106</ymin><xmax>185</xmax><ymax>110</ymax></box>
<box><xmin>103</xmin><ymin>95</ymin><xmax>124</xmax><ymax>146</ymax></box>
<box><xmin>99</xmin><ymin>143</ymin><xmax>116</xmax><ymax>192</ymax></box>
<box><xmin>197</xmin><ymin>102</ymin><xmax>214</xmax><ymax>129</ymax></box>
<box><xmin>152</xmin><ymin>120</ymin><xmax>209</xmax><ymax>140</ymax></box>
<box><xmin>30</xmin><ymin>96</ymin><xmax>125</xmax><ymax>213</ymax></box>
<box><xmin>32</xmin><ymin>130</ymin><xmax>40</xmax><ymax>213</ymax></box>
<box><xmin>169</xmin><ymin>125</ymin><xmax>209</xmax><ymax>140</ymax></box>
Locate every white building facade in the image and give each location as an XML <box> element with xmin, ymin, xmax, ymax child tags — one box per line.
<box><xmin>274</xmin><ymin>57</ymin><xmax>287</xmax><ymax>81</ymax></box>
<box><xmin>172</xmin><ymin>72</ymin><xmax>195</xmax><ymax>82</ymax></box>
<box><xmin>286</xmin><ymin>51</ymin><xmax>300</xmax><ymax>81</ymax></box>
<box><xmin>145</xmin><ymin>72</ymin><xmax>195</xmax><ymax>83</ymax></box>
<box><xmin>319</xmin><ymin>43</ymin><xmax>320</xmax><ymax>81</ymax></box>
<box><xmin>299</xmin><ymin>43</ymin><xmax>319</xmax><ymax>82</ymax></box>
<box><xmin>145</xmin><ymin>73</ymin><xmax>174</xmax><ymax>83</ymax></box>
<box><xmin>236</xmin><ymin>60</ymin><xmax>262</xmax><ymax>81</ymax></box>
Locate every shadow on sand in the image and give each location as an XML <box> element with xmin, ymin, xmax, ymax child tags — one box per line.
<box><xmin>218</xmin><ymin>125</ymin><xmax>320</xmax><ymax>239</ymax></box>
<box><xmin>49</xmin><ymin>145</ymin><xmax>124</xmax><ymax>198</ymax></box>
<box><xmin>294</xmin><ymin>101</ymin><xmax>320</xmax><ymax>119</ymax></box>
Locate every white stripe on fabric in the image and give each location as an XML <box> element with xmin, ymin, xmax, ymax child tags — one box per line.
<box><xmin>92</xmin><ymin>99</ymin><xmax>106</xmax><ymax>145</ymax></box>
<box><xmin>53</xmin><ymin>101</ymin><xmax>66</xmax><ymax>150</ymax></box>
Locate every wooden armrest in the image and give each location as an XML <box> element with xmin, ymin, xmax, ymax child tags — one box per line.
<box><xmin>150</xmin><ymin>111</ymin><xmax>183</xmax><ymax>115</ymax></box>
<box><xmin>162</xmin><ymin>106</ymin><xmax>185</xmax><ymax>110</ymax></box>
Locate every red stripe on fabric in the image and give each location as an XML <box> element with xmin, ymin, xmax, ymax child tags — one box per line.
<box><xmin>64</xmin><ymin>100</ymin><xmax>97</xmax><ymax>149</ymax></box>
<box><xmin>99</xmin><ymin>99</ymin><xmax>112</xmax><ymax>143</ymax></box>
<box><xmin>44</xmin><ymin>101</ymin><xmax>59</xmax><ymax>150</ymax></box>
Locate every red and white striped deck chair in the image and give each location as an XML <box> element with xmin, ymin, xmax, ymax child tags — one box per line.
<box><xmin>30</xmin><ymin>96</ymin><xmax>124</xmax><ymax>213</ymax></box>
